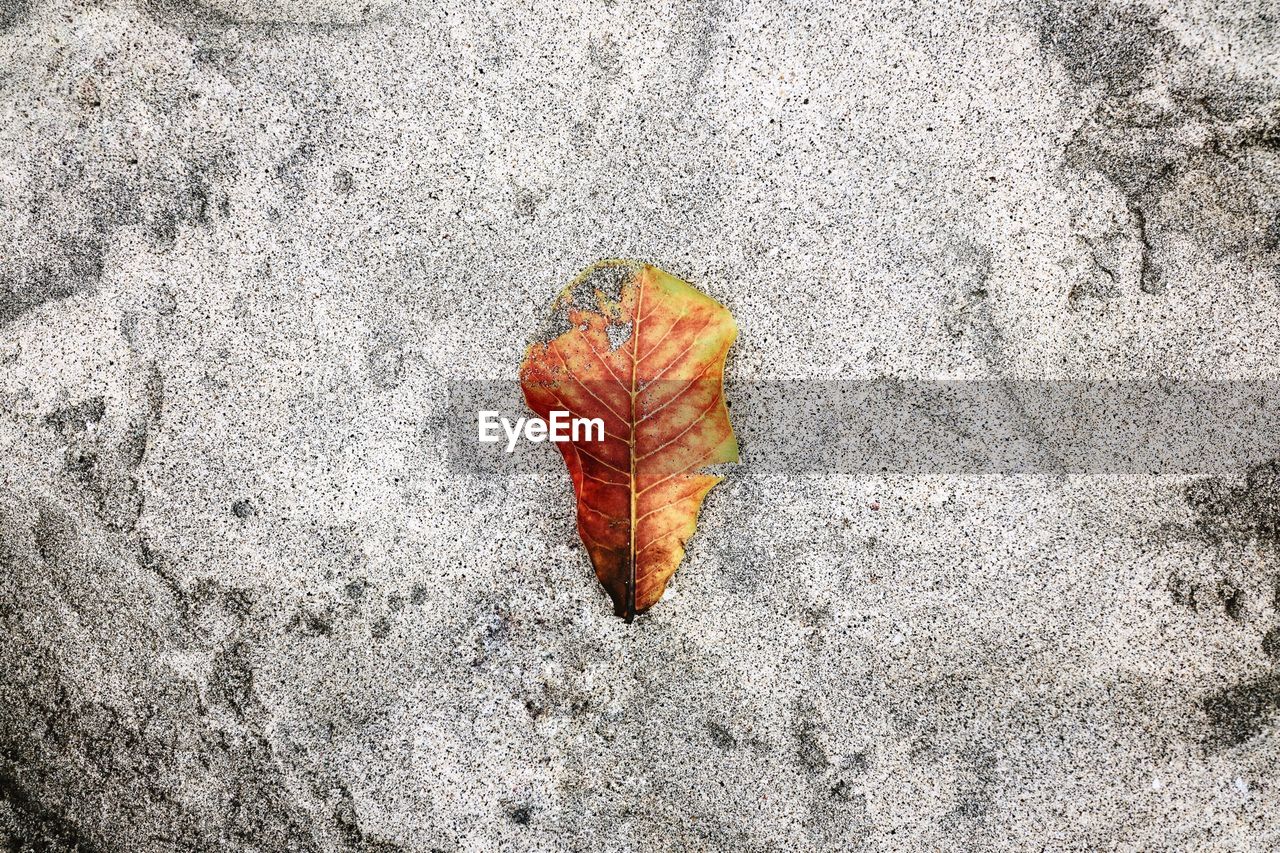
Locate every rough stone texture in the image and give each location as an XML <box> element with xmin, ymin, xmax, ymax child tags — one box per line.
<box><xmin>2</xmin><ymin>0</ymin><xmax>1279</xmax><ymax>850</ymax></box>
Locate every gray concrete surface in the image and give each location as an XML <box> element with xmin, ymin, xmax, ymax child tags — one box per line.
<box><xmin>2</xmin><ymin>0</ymin><xmax>1280</xmax><ymax>849</ymax></box>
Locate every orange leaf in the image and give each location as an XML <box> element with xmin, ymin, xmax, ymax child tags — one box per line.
<box><xmin>520</xmin><ymin>260</ymin><xmax>738</xmax><ymax>621</ymax></box>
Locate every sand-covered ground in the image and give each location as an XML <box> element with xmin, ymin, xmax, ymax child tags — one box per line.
<box><xmin>2</xmin><ymin>1</ymin><xmax>1279</xmax><ymax>849</ymax></box>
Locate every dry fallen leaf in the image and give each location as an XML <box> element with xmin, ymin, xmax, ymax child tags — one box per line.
<box><xmin>520</xmin><ymin>260</ymin><xmax>738</xmax><ymax>621</ymax></box>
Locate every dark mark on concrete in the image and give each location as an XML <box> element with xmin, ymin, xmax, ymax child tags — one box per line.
<box><xmin>793</xmin><ymin>701</ymin><xmax>829</xmax><ymax>772</ymax></box>
<box><xmin>0</xmin><ymin>237</ymin><xmax>105</xmax><ymax>328</ymax></box>
<box><xmin>1201</xmin><ymin>674</ymin><xmax>1280</xmax><ymax>751</ymax></box>
<box><xmin>0</xmin><ymin>765</ymin><xmax>103</xmax><ymax>853</ymax></box>
<box><xmin>707</xmin><ymin>720</ymin><xmax>737</xmax><ymax>750</ymax></box>
<box><xmin>1262</xmin><ymin>627</ymin><xmax>1280</xmax><ymax>662</ymax></box>
<box><xmin>1037</xmin><ymin>0</ymin><xmax>1280</xmax><ymax>298</ymax></box>
<box><xmin>0</xmin><ymin>0</ymin><xmax>31</xmax><ymax>34</ymax></box>
<box><xmin>1186</xmin><ymin>458</ymin><xmax>1280</xmax><ymax>542</ymax></box>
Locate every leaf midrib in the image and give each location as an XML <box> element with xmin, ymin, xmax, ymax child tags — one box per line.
<box><xmin>626</xmin><ymin>273</ymin><xmax>645</xmax><ymax>623</ymax></box>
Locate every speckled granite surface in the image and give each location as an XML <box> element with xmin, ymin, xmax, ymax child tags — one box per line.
<box><xmin>2</xmin><ymin>0</ymin><xmax>1279</xmax><ymax>850</ymax></box>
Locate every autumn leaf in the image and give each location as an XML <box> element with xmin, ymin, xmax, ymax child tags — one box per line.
<box><xmin>520</xmin><ymin>260</ymin><xmax>738</xmax><ymax>621</ymax></box>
